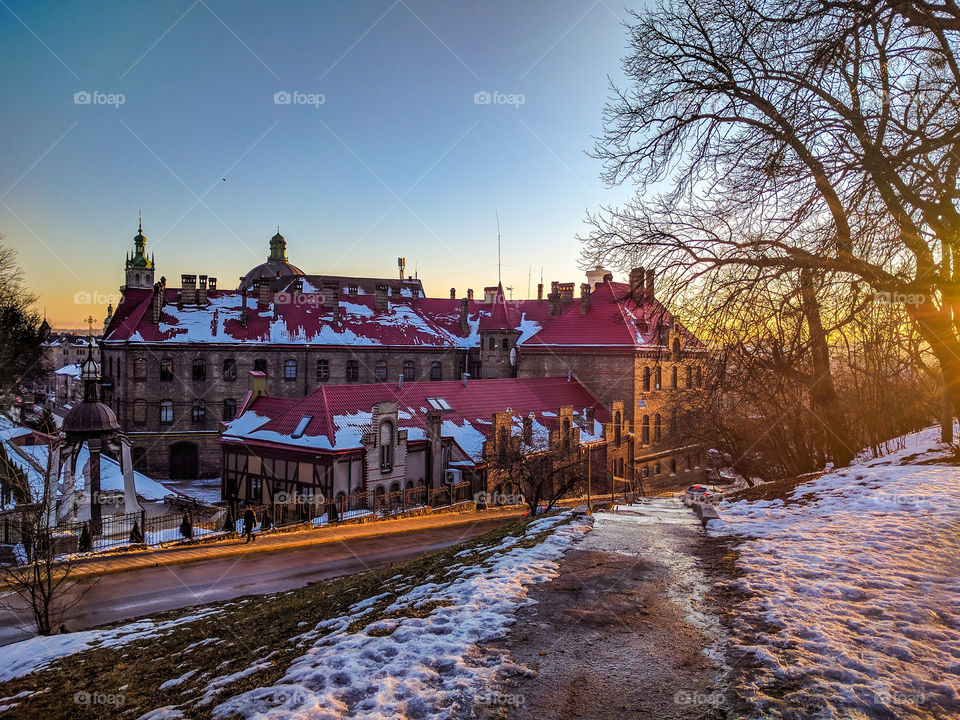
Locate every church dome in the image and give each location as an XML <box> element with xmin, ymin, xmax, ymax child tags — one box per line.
<box><xmin>238</xmin><ymin>229</ymin><xmax>303</xmax><ymax>291</ymax></box>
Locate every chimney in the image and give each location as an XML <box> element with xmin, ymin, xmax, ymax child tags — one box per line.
<box><xmin>537</xmin><ymin>283</ymin><xmax>543</xmax><ymax>302</ymax></box>
<box><xmin>208</xmin><ymin>277</ymin><xmax>217</xmax><ymax>293</ymax></box>
<box><xmin>398</xmin><ymin>374</ymin><xmax>403</xmax><ymax>390</ymax></box>
<box><xmin>181</xmin><ymin>274</ymin><xmax>197</xmax><ymax>305</ymax></box>
<box><xmin>459</xmin><ymin>297</ymin><xmax>469</xmax><ymax>334</ymax></box>
<box><xmin>602</xmin><ymin>272</ymin><xmax>613</xmax><ymax>283</ymax></box>
<box><xmin>152</xmin><ymin>277</ymin><xmax>166</xmax><ymax>323</ymax></box>
<box><xmin>426</xmin><ymin>408</ymin><xmax>442</xmax><ymax>442</ymax></box>
<box><xmin>240</xmin><ymin>289</ymin><xmax>248</xmax><ymax>328</ymax></box>
<box><xmin>323</xmin><ymin>281</ymin><xmax>340</xmax><ymax>317</ymax></box>
<box><xmin>523</xmin><ymin>413</ymin><xmax>534</xmax><ymax>444</ymax></box>
<box><xmin>391</xmin><ymin>285</ymin><xmax>401</xmax><ymax>299</ymax></box>
<box><xmin>467</xmin><ymin>288</ymin><xmax>474</xmax><ymax>300</ymax></box>
<box><xmin>449</xmin><ymin>287</ymin><xmax>456</xmax><ymax>300</ymax></box>
<box><xmin>646</xmin><ymin>269</ymin><xmax>655</xmax><ymax>297</ymax></box>
<box><xmin>249</xmin><ymin>369</ymin><xmax>266</xmax><ymax>398</ymax></box>
<box><xmin>258</xmin><ymin>276</ymin><xmax>270</xmax><ymax>306</ymax></box>
<box><xmin>629</xmin><ymin>267</ymin><xmax>644</xmax><ymax>289</ymax></box>
<box><xmin>375</xmin><ymin>283</ymin><xmax>388</xmax><ymax>311</ymax></box>
<box><xmin>580</xmin><ymin>283</ymin><xmax>591</xmax><ymax>315</ymax></box>
<box><xmin>585</xmin><ymin>406</ymin><xmax>595</xmax><ymax>425</ymax></box>
<box><xmin>548</xmin><ymin>292</ymin><xmax>561</xmax><ymax>316</ymax></box>
<box><xmin>292</xmin><ymin>277</ymin><xmax>303</xmax><ymax>295</ymax></box>
<box><xmin>198</xmin><ymin>275</ymin><xmax>208</xmax><ymax>305</ymax></box>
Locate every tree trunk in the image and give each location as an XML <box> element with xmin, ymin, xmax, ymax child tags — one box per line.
<box><xmin>942</xmin><ymin>373</ymin><xmax>953</xmax><ymax>443</ymax></box>
<box><xmin>799</xmin><ymin>269</ymin><xmax>854</xmax><ymax>467</ymax></box>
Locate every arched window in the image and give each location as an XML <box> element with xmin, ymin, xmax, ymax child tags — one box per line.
<box><xmin>160</xmin><ymin>400</ymin><xmax>174</xmax><ymax>424</ymax></box>
<box><xmin>379</xmin><ymin>421</ymin><xmax>394</xmax><ymax>472</ymax></box>
<box><xmin>192</xmin><ymin>358</ymin><xmax>206</xmax><ymax>381</ymax></box>
<box><xmin>390</xmin><ymin>481</ymin><xmax>401</xmax><ymax>494</ymax></box>
<box><xmin>672</xmin><ymin>337</ymin><xmax>681</xmax><ymax>360</ymax></box>
<box><xmin>223</xmin><ymin>398</ymin><xmax>237</xmax><ymax>421</ymax></box>
<box><xmin>502</xmin><ymin>337</ymin><xmax>509</xmax><ymax>350</ymax></box>
<box><xmin>670</xmin><ymin>411</ymin><xmax>678</xmax><ymax>434</ymax></box>
<box><xmin>284</xmin><ymin>359</ymin><xmax>297</xmax><ymax>381</ymax></box>
<box><xmin>160</xmin><ymin>358</ymin><xmax>174</xmax><ymax>381</ymax></box>
<box><xmin>192</xmin><ymin>400</ymin><xmax>206</xmax><ymax>424</ymax></box>
<box><xmin>133</xmin><ymin>358</ymin><xmax>147</xmax><ymax>381</ymax></box>
<box><xmin>641</xmin><ymin>415</ymin><xmax>650</xmax><ymax>444</ymax></box>
<box><xmin>403</xmin><ymin>360</ymin><xmax>415</xmax><ymax>381</ymax></box>
<box><xmin>375</xmin><ymin>360</ymin><xmax>388</xmax><ymax>382</ymax></box>
<box><xmin>654</xmin><ymin>366</ymin><xmax>662</xmax><ymax>390</ymax></box>
<box><xmin>133</xmin><ymin>399</ymin><xmax>146</xmax><ymax>426</ymax></box>
<box><xmin>488</xmin><ymin>337</ymin><xmax>496</xmax><ymax>350</ymax></box>
<box><xmin>670</xmin><ymin>458</ymin><xmax>677</xmax><ymax>475</ymax></box>
<box><xmin>696</xmin><ymin>366</ymin><xmax>703</xmax><ymax>387</ymax></box>
<box><xmin>671</xmin><ymin>366</ymin><xmax>678</xmax><ymax>389</ymax></box>
<box><xmin>614</xmin><ymin>411</ymin><xmax>622</xmax><ymax>446</ymax></box>
<box><xmin>223</xmin><ymin>358</ymin><xmax>237</xmax><ymax>381</ymax></box>
<box><xmin>563</xmin><ymin>418</ymin><xmax>571</xmax><ymax>448</ymax></box>
<box><xmin>430</xmin><ymin>362</ymin><xmax>442</xmax><ymax>381</ymax></box>
<box><xmin>316</xmin><ymin>359</ymin><xmax>329</xmax><ymax>382</ymax></box>
<box><xmin>654</xmin><ymin>414</ymin><xmax>662</xmax><ymax>442</ymax></box>
<box><xmin>685</xmin><ymin>365</ymin><xmax>692</xmax><ymax>389</ymax></box>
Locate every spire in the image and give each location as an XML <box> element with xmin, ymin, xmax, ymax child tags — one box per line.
<box><xmin>139</xmin><ymin>209</ymin><xmax>142</xmax><ymax>235</ymax></box>
<box><xmin>478</xmin><ymin>283</ymin><xmax>515</xmax><ymax>332</ymax></box>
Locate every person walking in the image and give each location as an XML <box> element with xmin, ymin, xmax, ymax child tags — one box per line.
<box><xmin>242</xmin><ymin>506</ymin><xmax>257</xmax><ymax>543</ymax></box>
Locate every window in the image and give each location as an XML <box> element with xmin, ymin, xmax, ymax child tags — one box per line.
<box><xmin>430</xmin><ymin>362</ymin><xmax>442</xmax><ymax>381</ymax></box>
<box><xmin>654</xmin><ymin>462</ymin><xmax>661</xmax><ymax>475</ymax></box>
<box><xmin>614</xmin><ymin>411</ymin><xmax>622</xmax><ymax>446</ymax></box>
<box><xmin>160</xmin><ymin>400</ymin><xmax>173</xmax><ymax>424</ymax></box>
<box><xmin>696</xmin><ymin>366</ymin><xmax>703</xmax><ymax>387</ymax></box>
<box><xmin>642</xmin><ymin>367</ymin><xmax>650</xmax><ymax>392</ymax></box>
<box><xmin>671</xmin><ymin>366</ymin><xmax>678</xmax><ymax>389</ymax></box>
<box><xmin>132</xmin><ymin>447</ymin><xmax>147</xmax><ymax>469</ymax></box>
<box><xmin>316</xmin><ymin>359</ymin><xmax>329</xmax><ymax>382</ymax></box>
<box><xmin>160</xmin><ymin>359</ymin><xmax>174</xmax><ymax>381</ymax></box>
<box><xmin>292</xmin><ymin>414</ymin><xmax>312</xmax><ymax>439</ymax></box>
<box><xmin>192</xmin><ymin>400</ymin><xmax>206</xmax><ymax>424</ymax></box>
<box><xmin>192</xmin><ymin>358</ymin><xmax>206</xmax><ymax>381</ymax></box>
<box><xmin>654</xmin><ymin>414</ymin><xmax>662</xmax><ymax>442</ymax></box>
<box><xmin>654</xmin><ymin>366</ymin><xmax>662</xmax><ymax>390</ymax></box>
<box><xmin>403</xmin><ymin>360</ymin><xmax>415</xmax><ymax>381</ymax></box>
<box><xmin>502</xmin><ymin>337</ymin><xmax>509</xmax><ymax>350</ymax></box>
<box><xmin>133</xmin><ymin>399</ymin><xmax>146</xmax><ymax>426</ymax></box>
<box><xmin>673</xmin><ymin>337</ymin><xmax>681</xmax><ymax>360</ymax></box>
<box><xmin>670</xmin><ymin>458</ymin><xmax>677</xmax><ymax>475</ymax></box>
<box><xmin>375</xmin><ymin>360</ymin><xmax>387</xmax><ymax>382</ymax></box>
<box><xmin>670</xmin><ymin>411</ymin><xmax>678</xmax><ymax>434</ymax></box>
<box><xmin>134</xmin><ymin>358</ymin><xmax>147</xmax><ymax>381</ymax></box>
<box><xmin>563</xmin><ymin>418</ymin><xmax>571</xmax><ymax>448</ymax></box>
<box><xmin>223</xmin><ymin>358</ymin><xmax>237</xmax><ymax>381</ymax></box>
<box><xmin>223</xmin><ymin>398</ymin><xmax>237</xmax><ymax>421</ymax></box>
<box><xmin>346</xmin><ymin>360</ymin><xmax>359</xmax><ymax>382</ymax></box>
<box><xmin>488</xmin><ymin>337</ymin><xmax>496</xmax><ymax>350</ymax></box>
<box><xmin>379</xmin><ymin>421</ymin><xmax>394</xmax><ymax>473</ymax></box>
<box><xmin>642</xmin><ymin>415</ymin><xmax>650</xmax><ymax>444</ymax></box>
<box><xmin>284</xmin><ymin>359</ymin><xmax>297</xmax><ymax>381</ymax></box>
<box><xmin>686</xmin><ymin>454</ymin><xmax>692</xmax><ymax>471</ymax></box>
<box><xmin>642</xmin><ymin>466</ymin><xmax>650</xmax><ymax>479</ymax></box>
<box><xmin>253</xmin><ymin>358</ymin><xmax>267</xmax><ymax>375</ymax></box>
<box><xmin>685</xmin><ymin>365</ymin><xmax>693</xmax><ymax>389</ymax></box>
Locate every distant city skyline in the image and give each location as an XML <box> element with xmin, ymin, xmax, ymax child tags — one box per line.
<box><xmin>1</xmin><ymin>0</ymin><xmax>638</xmax><ymax>326</ymax></box>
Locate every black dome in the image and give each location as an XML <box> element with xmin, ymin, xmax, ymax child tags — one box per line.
<box><xmin>62</xmin><ymin>401</ymin><xmax>120</xmax><ymax>438</ymax></box>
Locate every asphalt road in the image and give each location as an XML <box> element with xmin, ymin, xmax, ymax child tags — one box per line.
<box><xmin>0</xmin><ymin>515</ymin><xmax>512</xmax><ymax>647</ymax></box>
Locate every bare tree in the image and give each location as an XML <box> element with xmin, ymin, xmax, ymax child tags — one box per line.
<box><xmin>488</xmin><ymin>434</ymin><xmax>587</xmax><ymax>516</ymax></box>
<box><xmin>0</xmin><ymin>439</ymin><xmax>87</xmax><ymax>636</ymax></box>
<box><xmin>582</xmin><ymin>0</ymin><xmax>960</xmax><ymax>451</ymax></box>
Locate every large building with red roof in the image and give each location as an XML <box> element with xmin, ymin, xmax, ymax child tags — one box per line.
<box><xmin>101</xmin><ymin>224</ymin><xmax>706</xmax><ymax>485</ymax></box>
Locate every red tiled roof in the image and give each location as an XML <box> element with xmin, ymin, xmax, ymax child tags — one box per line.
<box><xmin>477</xmin><ymin>283</ymin><xmax>515</xmax><ymax>332</ymax></box>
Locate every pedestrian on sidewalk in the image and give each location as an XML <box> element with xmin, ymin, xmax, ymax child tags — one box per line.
<box><xmin>242</xmin><ymin>506</ymin><xmax>257</xmax><ymax>543</ymax></box>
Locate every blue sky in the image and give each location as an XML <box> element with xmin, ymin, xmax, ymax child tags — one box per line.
<box><xmin>0</xmin><ymin>0</ymin><xmax>638</xmax><ymax>326</ymax></box>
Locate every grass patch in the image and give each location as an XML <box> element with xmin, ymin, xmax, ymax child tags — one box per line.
<box><xmin>0</xmin><ymin>513</ymin><xmax>571</xmax><ymax>720</ymax></box>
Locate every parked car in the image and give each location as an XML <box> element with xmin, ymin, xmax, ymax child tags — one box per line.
<box><xmin>684</xmin><ymin>485</ymin><xmax>723</xmax><ymax>506</ymax></box>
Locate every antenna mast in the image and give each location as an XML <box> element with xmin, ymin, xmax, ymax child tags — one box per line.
<box><xmin>495</xmin><ymin>204</ymin><xmax>502</xmax><ymax>286</ymax></box>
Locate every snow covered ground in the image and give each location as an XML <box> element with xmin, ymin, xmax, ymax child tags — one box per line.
<box><xmin>207</xmin><ymin>512</ymin><xmax>589</xmax><ymax>720</ymax></box>
<box><xmin>710</xmin><ymin>426</ymin><xmax>960</xmax><ymax>719</ymax></box>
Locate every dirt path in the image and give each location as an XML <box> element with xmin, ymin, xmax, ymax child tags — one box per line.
<box><xmin>481</xmin><ymin>502</ymin><xmax>732</xmax><ymax>720</ymax></box>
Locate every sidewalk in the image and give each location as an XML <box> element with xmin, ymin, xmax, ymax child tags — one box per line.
<box><xmin>68</xmin><ymin>506</ymin><xmax>529</xmax><ymax>579</ymax></box>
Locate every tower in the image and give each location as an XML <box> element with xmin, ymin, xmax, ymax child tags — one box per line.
<box><xmin>124</xmin><ymin>214</ymin><xmax>155</xmax><ymax>290</ymax></box>
<box><xmin>269</xmin><ymin>227</ymin><xmax>287</xmax><ymax>262</ymax></box>
<box><xmin>478</xmin><ymin>283</ymin><xmax>521</xmax><ymax>379</ymax></box>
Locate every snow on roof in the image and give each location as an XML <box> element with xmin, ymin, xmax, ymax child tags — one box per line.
<box><xmin>222</xmin><ymin>377</ymin><xmax>610</xmax><ymax>462</ymax></box>
<box><xmin>55</xmin><ymin>363</ymin><xmax>84</xmax><ymax>377</ymax></box>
